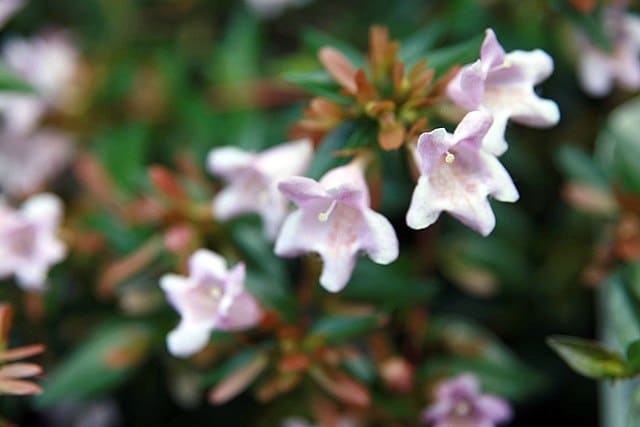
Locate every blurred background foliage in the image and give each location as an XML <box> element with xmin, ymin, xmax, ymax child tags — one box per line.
<box><xmin>2</xmin><ymin>0</ymin><xmax>639</xmax><ymax>425</ymax></box>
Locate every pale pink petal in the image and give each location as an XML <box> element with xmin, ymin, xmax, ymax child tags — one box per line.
<box><xmin>481</xmin><ymin>110</ymin><xmax>510</xmax><ymax>156</ymax></box>
<box><xmin>207</xmin><ymin>147</ymin><xmax>254</xmax><ymax>178</ymax></box>
<box><xmin>319</xmin><ymin>162</ymin><xmax>370</xmax><ymax>207</ymax></box>
<box><xmin>213</xmin><ymin>185</ymin><xmax>262</xmax><ymax>220</ymax></box>
<box><xmin>416</xmin><ymin>129</ymin><xmax>453</xmax><ymax>175</ymax></box>
<box><xmin>255</xmin><ymin>138</ymin><xmax>314</xmax><ymax>178</ymax></box>
<box><xmin>480</xmin><ymin>29</ymin><xmax>506</xmax><ymax>70</ymax></box>
<box><xmin>452</xmin><ymin>111</ymin><xmax>493</xmax><ymax>147</ymax></box>
<box><xmin>406</xmin><ymin>176</ymin><xmax>443</xmax><ymax>230</ymax></box>
<box><xmin>319</xmin><ymin>253</ymin><xmax>357</xmax><ymax>292</ymax></box>
<box><xmin>224</xmin><ymin>292</ymin><xmax>263</xmax><ymax>330</ymax></box>
<box><xmin>483</xmin><ymin>153</ymin><xmax>520</xmax><ymax>202</ymax></box>
<box><xmin>167</xmin><ymin>321</ymin><xmax>210</xmax><ymax>358</ymax></box>
<box><xmin>447</xmin><ymin>61</ymin><xmax>485</xmax><ymax>111</ymax></box>
<box><xmin>505</xmin><ymin>49</ymin><xmax>554</xmax><ymax>85</ymax></box>
<box><xmin>20</xmin><ymin>193</ymin><xmax>63</xmax><ymax>226</ymax></box>
<box><xmin>476</xmin><ymin>395</ymin><xmax>512</xmax><ymax>422</ymax></box>
<box><xmin>361</xmin><ymin>210</ymin><xmax>399</xmax><ymax>265</ymax></box>
<box><xmin>422</xmin><ymin>401</ymin><xmax>453</xmax><ymax>423</ymax></box>
<box><xmin>189</xmin><ymin>248</ymin><xmax>227</xmax><ymax>282</ymax></box>
<box><xmin>278</xmin><ymin>177</ymin><xmax>329</xmax><ymax>206</ymax></box>
<box><xmin>0</xmin><ymin>95</ymin><xmax>45</xmax><ymax>136</ymax></box>
<box><xmin>0</xmin><ymin>363</ymin><xmax>42</xmax><ymax>379</ymax></box>
<box><xmin>436</xmin><ymin>373</ymin><xmax>480</xmax><ymax>399</ymax></box>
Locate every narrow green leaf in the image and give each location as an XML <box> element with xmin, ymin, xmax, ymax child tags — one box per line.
<box><xmin>547</xmin><ymin>336</ymin><xmax>628</xmax><ymax>379</ymax></box>
<box><xmin>307</xmin><ymin>314</ymin><xmax>383</xmax><ymax>346</ymax></box>
<box><xmin>626</xmin><ymin>340</ymin><xmax>640</xmax><ymax>375</ymax></box>
<box><xmin>555</xmin><ymin>145</ymin><xmax>609</xmax><ymax>189</ymax></box>
<box><xmin>36</xmin><ymin>322</ymin><xmax>152</xmax><ymax>407</ymax></box>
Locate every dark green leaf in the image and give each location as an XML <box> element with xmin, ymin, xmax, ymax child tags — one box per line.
<box><xmin>302</xmin><ymin>29</ymin><xmax>365</xmax><ymax>68</ymax></box>
<box><xmin>626</xmin><ymin>340</ymin><xmax>640</xmax><ymax>375</ymax></box>
<box><xmin>556</xmin><ymin>145</ymin><xmax>609</xmax><ymax>189</ymax></box>
<box><xmin>307</xmin><ymin>314</ymin><xmax>383</xmax><ymax>346</ymax></box>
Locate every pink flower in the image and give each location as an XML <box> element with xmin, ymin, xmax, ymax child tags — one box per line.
<box><xmin>447</xmin><ymin>29</ymin><xmax>560</xmax><ymax>155</ymax></box>
<box><xmin>0</xmin><ymin>193</ymin><xmax>67</xmax><ymax>291</ymax></box>
<box><xmin>160</xmin><ymin>249</ymin><xmax>262</xmax><ymax>357</ymax></box>
<box><xmin>406</xmin><ymin>111</ymin><xmax>519</xmax><ymax>236</ymax></box>
<box><xmin>0</xmin><ymin>129</ymin><xmax>73</xmax><ymax>197</ymax></box>
<box><xmin>0</xmin><ymin>0</ymin><xmax>24</xmax><ymax>29</ymax></box>
<box><xmin>422</xmin><ymin>374</ymin><xmax>512</xmax><ymax>427</ymax></box>
<box><xmin>275</xmin><ymin>161</ymin><xmax>399</xmax><ymax>292</ymax></box>
<box><xmin>0</xmin><ymin>31</ymin><xmax>78</xmax><ymax>135</ymax></box>
<box><xmin>207</xmin><ymin>139</ymin><xmax>313</xmax><ymax>239</ymax></box>
<box><xmin>576</xmin><ymin>8</ymin><xmax>640</xmax><ymax>97</ymax></box>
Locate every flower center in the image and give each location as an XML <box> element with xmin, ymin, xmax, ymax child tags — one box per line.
<box><xmin>453</xmin><ymin>400</ymin><xmax>471</xmax><ymax>416</ymax></box>
<box><xmin>318</xmin><ymin>200</ymin><xmax>338</xmax><ymax>222</ymax></box>
<box><xmin>209</xmin><ymin>286</ymin><xmax>222</xmax><ymax>300</ymax></box>
<box><xmin>444</xmin><ymin>151</ymin><xmax>456</xmax><ymax>164</ymax></box>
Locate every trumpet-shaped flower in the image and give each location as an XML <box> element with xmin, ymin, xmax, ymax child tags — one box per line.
<box><xmin>160</xmin><ymin>249</ymin><xmax>262</xmax><ymax>358</ymax></box>
<box><xmin>275</xmin><ymin>161</ymin><xmax>399</xmax><ymax>292</ymax></box>
<box><xmin>207</xmin><ymin>139</ymin><xmax>313</xmax><ymax>239</ymax></box>
<box><xmin>406</xmin><ymin>111</ymin><xmax>519</xmax><ymax>236</ymax></box>
<box><xmin>576</xmin><ymin>8</ymin><xmax>640</xmax><ymax>97</ymax></box>
<box><xmin>447</xmin><ymin>28</ymin><xmax>560</xmax><ymax>155</ymax></box>
<box><xmin>0</xmin><ymin>193</ymin><xmax>66</xmax><ymax>290</ymax></box>
<box><xmin>422</xmin><ymin>374</ymin><xmax>511</xmax><ymax>427</ymax></box>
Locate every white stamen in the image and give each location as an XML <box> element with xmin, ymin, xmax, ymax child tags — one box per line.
<box><xmin>318</xmin><ymin>200</ymin><xmax>338</xmax><ymax>222</ymax></box>
<box><xmin>503</xmin><ymin>58</ymin><xmax>512</xmax><ymax>68</ymax></box>
<box><xmin>444</xmin><ymin>151</ymin><xmax>455</xmax><ymax>164</ymax></box>
<box><xmin>210</xmin><ymin>287</ymin><xmax>222</xmax><ymax>299</ymax></box>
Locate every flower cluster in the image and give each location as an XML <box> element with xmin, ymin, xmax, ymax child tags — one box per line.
<box><xmin>0</xmin><ymin>8</ymin><xmax>77</xmax><ymax>197</ymax></box>
<box><xmin>575</xmin><ymin>5</ymin><xmax>640</xmax><ymax>97</ymax></box>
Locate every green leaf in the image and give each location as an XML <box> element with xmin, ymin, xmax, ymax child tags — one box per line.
<box><xmin>399</xmin><ymin>21</ymin><xmax>447</xmax><ymax>65</ymax></box>
<box><xmin>307</xmin><ymin>314</ymin><xmax>383</xmax><ymax>346</ymax></box>
<box><xmin>201</xmin><ymin>348</ymin><xmax>265</xmax><ymax>387</ymax></box>
<box><xmin>604</xmin><ymin>272</ymin><xmax>640</xmax><ymax>350</ymax></box>
<box><xmin>342</xmin><ymin>256</ymin><xmax>439</xmax><ymax>308</ymax></box>
<box><xmin>628</xmin><ymin>385</ymin><xmax>640</xmax><ymax>427</ymax></box>
<box><xmin>424</xmin><ymin>35</ymin><xmax>483</xmax><ymax>74</ymax></box>
<box><xmin>0</xmin><ymin>63</ymin><xmax>33</xmax><ymax>92</ymax></box>
<box><xmin>36</xmin><ymin>322</ymin><xmax>152</xmax><ymax>407</ymax></box>
<box><xmin>282</xmin><ymin>70</ymin><xmax>351</xmax><ymax>103</ymax></box>
<box><xmin>547</xmin><ymin>336</ymin><xmax>628</xmax><ymax>379</ymax></box>
<box><xmin>626</xmin><ymin>340</ymin><xmax>640</xmax><ymax>375</ymax></box>
<box><xmin>556</xmin><ymin>145</ymin><xmax>609</xmax><ymax>189</ymax></box>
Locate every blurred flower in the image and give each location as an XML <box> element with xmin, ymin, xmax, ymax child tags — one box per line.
<box><xmin>0</xmin><ymin>193</ymin><xmax>66</xmax><ymax>290</ymax></box>
<box><xmin>282</xmin><ymin>417</ymin><xmax>358</xmax><ymax>427</ymax></box>
<box><xmin>576</xmin><ymin>7</ymin><xmax>640</xmax><ymax>97</ymax></box>
<box><xmin>245</xmin><ymin>0</ymin><xmax>310</xmax><ymax>18</ymax></box>
<box><xmin>0</xmin><ymin>304</ymin><xmax>45</xmax><ymax>396</ymax></box>
<box><xmin>275</xmin><ymin>160</ymin><xmax>399</xmax><ymax>292</ymax></box>
<box><xmin>0</xmin><ymin>30</ymin><xmax>78</xmax><ymax>135</ymax></box>
<box><xmin>207</xmin><ymin>139</ymin><xmax>313</xmax><ymax>239</ymax></box>
<box><xmin>447</xmin><ymin>28</ymin><xmax>560</xmax><ymax>155</ymax></box>
<box><xmin>0</xmin><ymin>129</ymin><xmax>73</xmax><ymax>197</ymax></box>
<box><xmin>406</xmin><ymin>111</ymin><xmax>519</xmax><ymax>236</ymax></box>
<box><xmin>0</xmin><ymin>0</ymin><xmax>23</xmax><ymax>29</ymax></box>
<box><xmin>294</xmin><ymin>26</ymin><xmax>454</xmax><ymax>150</ymax></box>
<box><xmin>422</xmin><ymin>373</ymin><xmax>511</xmax><ymax>427</ymax></box>
<box><xmin>160</xmin><ymin>249</ymin><xmax>262</xmax><ymax>357</ymax></box>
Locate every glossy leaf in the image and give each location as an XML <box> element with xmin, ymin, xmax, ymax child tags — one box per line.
<box><xmin>547</xmin><ymin>336</ymin><xmax>628</xmax><ymax>380</ymax></box>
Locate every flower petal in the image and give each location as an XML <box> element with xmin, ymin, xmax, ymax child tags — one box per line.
<box><xmin>224</xmin><ymin>291</ymin><xmax>263</xmax><ymax>330</ymax></box>
<box><xmin>415</xmin><ymin>128</ymin><xmax>453</xmax><ymax>175</ymax></box>
<box><xmin>406</xmin><ymin>176</ymin><xmax>443</xmax><ymax>230</ymax></box>
<box><xmin>453</xmin><ymin>110</ymin><xmax>493</xmax><ymax>148</ymax></box>
<box><xmin>274</xmin><ymin>210</ymin><xmax>309</xmax><ymax>257</ymax></box>
<box><xmin>447</xmin><ymin>61</ymin><xmax>485</xmax><ymax>111</ymax></box>
<box><xmin>361</xmin><ymin>210</ymin><xmax>399</xmax><ymax>265</ymax></box>
<box><xmin>481</xmin><ymin>110</ymin><xmax>510</xmax><ymax>156</ymax></box>
<box><xmin>476</xmin><ymin>395</ymin><xmax>512</xmax><ymax>422</ymax></box>
<box><xmin>480</xmin><ymin>29</ymin><xmax>506</xmax><ymax>70</ymax></box>
<box><xmin>319</xmin><ymin>253</ymin><xmax>357</xmax><ymax>292</ymax></box>
<box><xmin>207</xmin><ymin>147</ymin><xmax>254</xmax><ymax>179</ymax></box>
<box><xmin>254</xmin><ymin>138</ymin><xmax>314</xmax><ymax>179</ymax></box>
<box><xmin>166</xmin><ymin>321</ymin><xmax>210</xmax><ymax>358</ymax></box>
<box><xmin>189</xmin><ymin>249</ymin><xmax>228</xmax><ymax>282</ymax></box>
<box><xmin>278</xmin><ymin>177</ymin><xmax>328</xmax><ymax>207</ymax></box>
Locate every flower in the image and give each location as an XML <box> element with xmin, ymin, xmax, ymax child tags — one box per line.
<box><xmin>447</xmin><ymin>28</ymin><xmax>560</xmax><ymax>156</ymax></box>
<box><xmin>422</xmin><ymin>373</ymin><xmax>511</xmax><ymax>427</ymax></box>
<box><xmin>0</xmin><ymin>193</ymin><xmax>67</xmax><ymax>290</ymax></box>
<box><xmin>0</xmin><ymin>0</ymin><xmax>24</xmax><ymax>29</ymax></box>
<box><xmin>274</xmin><ymin>161</ymin><xmax>399</xmax><ymax>292</ymax></box>
<box><xmin>576</xmin><ymin>7</ymin><xmax>640</xmax><ymax>97</ymax></box>
<box><xmin>207</xmin><ymin>139</ymin><xmax>313</xmax><ymax>239</ymax></box>
<box><xmin>0</xmin><ymin>30</ymin><xmax>78</xmax><ymax>135</ymax></box>
<box><xmin>160</xmin><ymin>249</ymin><xmax>262</xmax><ymax>357</ymax></box>
<box><xmin>406</xmin><ymin>111</ymin><xmax>519</xmax><ymax>236</ymax></box>
<box><xmin>0</xmin><ymin>129</ymin><xmax>73</xmax><ymax>197</ymax></box>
